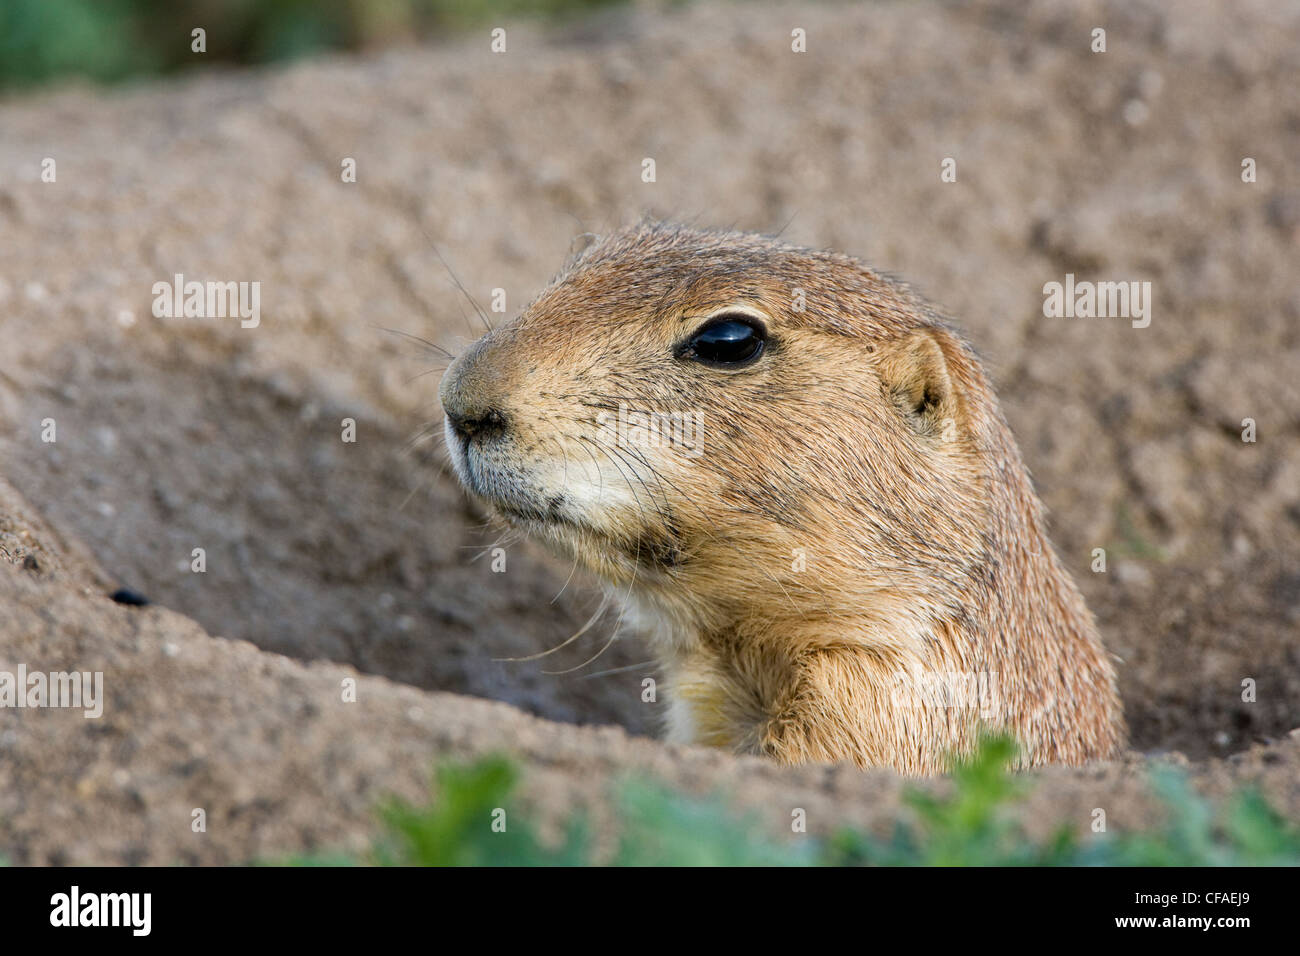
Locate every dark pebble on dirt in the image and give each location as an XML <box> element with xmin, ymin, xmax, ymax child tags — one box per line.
<box><xmin>110</xmin><ymin>588</ymin><xmax>151</xmax><ymax>607</ymax></box>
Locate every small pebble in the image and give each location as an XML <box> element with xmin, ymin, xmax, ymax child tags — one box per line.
<box><xmin>110</xmin><ymin>587</ymin><xmax>151</xmax><ymax>607</ymax></box>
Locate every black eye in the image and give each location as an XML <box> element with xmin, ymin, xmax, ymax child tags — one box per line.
<box><xmin>679</xmin><ymin>315</ymin><xmax>766</xmax><ymax>368</ymax></box>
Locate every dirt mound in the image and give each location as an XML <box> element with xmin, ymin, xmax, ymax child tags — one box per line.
<box><xmin>0</xmin><ymin>0</ymin><xmax>1297</xmax><ymax>862</ymax></box>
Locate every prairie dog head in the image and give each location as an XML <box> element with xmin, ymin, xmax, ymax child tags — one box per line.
<box><xmin>439</xmin><ymin>223</ymin><xmax>996</xmax><ymax>639</ymax></box>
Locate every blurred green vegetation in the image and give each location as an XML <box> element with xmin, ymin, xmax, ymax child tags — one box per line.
<box><xmin>280</xmin><ymin>735</ymin><xmax>1300</xmax><ymax>866</ymax></box>
<box><xmin>0</xmin><ymin>0</ymin><xmax>634</xmax><ymax>90</ymax></box>
<box><xmin>1112</xmin><ymin>500</ymin><xmax>1167</xmax><ymax>562</ymax></box>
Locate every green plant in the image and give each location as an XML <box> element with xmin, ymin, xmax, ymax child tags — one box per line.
<box><xmin>0</xmin><ymin>0</ymin><xmax>639</xmax><ymax>91</ymax></box>
<box><xmin>1073</xmin><ymin>767</ymin><xmax>1300</xmax><ymax>866</ymax></box>
<box><xmin>1112</xmin><ymin>500</ymin><xmax>1166</xmax><ymax>561</ymax></box>
<box><xmin>826</xmin><ymin>733</ymin><xmax>1077</xmax><ymax>865</ymax></box>
<box><xmin>280</xmin><ymin>737</ymin><xmax>1300</xmax><ymax>867</ymax></box>
<box><xmin>0</xmin><ymin>0</ymin><xmax>152</xmax><ymax>88</ymax></box>
<box><xmin>611</xmin><ymin>778</ymin><xmax>814</xmax><ymax>866</ymax></box>
<box><xmin>371</xmin><ymin>756</ymin><xmax>589</xmax><ymax>865</ymax></box>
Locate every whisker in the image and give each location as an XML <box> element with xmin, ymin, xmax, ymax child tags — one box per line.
<box><xmin>541</xmin><ymin>626</ymin><xmax>619</xmax><ymax>675</ymax></box>
<box><xmin>536</xmin><ymin>426</ymin><xmax>586</xmax><ymax>606</ymax></box>
<box><xmin>773</xmin><ymin>209</ymin><xmax>799</xmax><ymax>238</ymax></box>
<box><xmin>579</xmin><ymin>436</ymin><xmax>655</xmax><ymax>530</ymax></box>
<box><xmin>371</xmin><ymin>324</ymin><xmax>457</xmax><ymax>361</ymax></box>
<box><xmin>396</xmin><ymin>472</ymin><xmax>434</xmax><ymax>514</ymax></box>
<box><xmin>403</xmin><ymin>420</ymin><xmax>446</xmax><ymax>453</ymax></box>
<box><xmin>577</xmin><ymin>660</ymin><xmax>656</xmax><ymax>681</ymax></box>
<box><xmin>418</xmin><ymin>227</ymin><xmax>493</xmax><ymax>334</ymax></box>
<box><xmin>402</xmin><ymin>364</ymin><xmax>450</xmax><ymax>386</ymax></box>
<box><xmin>494</xmin><ymin>595</ymin><xmax>610</xmax><ymax>662</ymax></box>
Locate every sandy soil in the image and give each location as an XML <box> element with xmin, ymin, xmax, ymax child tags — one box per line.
<box><xmin>0</xmin><ymin>0</ymin><xmax>1297</xmax><ymax>863</ymax></box>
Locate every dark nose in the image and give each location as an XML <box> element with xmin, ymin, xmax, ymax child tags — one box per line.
<box><xmin>439</xmin><ymin>335</ymin><xmax>513</xmax><ymax>443</ymax></box>
<box><xmin>445</xmin><ymin>406</ymin><xmax>507</xmax><ymax>441</ymax></box>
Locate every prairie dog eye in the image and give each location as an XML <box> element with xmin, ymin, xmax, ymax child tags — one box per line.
<box><xmin>678</xmin><ymin>315</ymin><xmax>767</xmax><ymax>368</ymax></box>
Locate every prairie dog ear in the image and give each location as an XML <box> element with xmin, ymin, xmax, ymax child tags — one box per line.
<box><xmin>876</xmin><ymin>327</ymin><xmax>967</xmax><ymax>438</ymax></box>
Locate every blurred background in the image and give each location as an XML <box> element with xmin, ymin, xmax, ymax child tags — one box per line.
<box><xmin>0</xmin><ymin>0</ymin><xmax>648</xmax><ymax>89</ymax></box>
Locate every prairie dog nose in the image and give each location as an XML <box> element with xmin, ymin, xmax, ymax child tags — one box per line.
<box><xmin>445</xmin><ymin>405</ymin><xmax>507</xmax><ymax>441</ymax></box>
<box><xmin>439</xmin><ymin>336</ymin><xmax>512</xmax><ymax>441</ymax></box>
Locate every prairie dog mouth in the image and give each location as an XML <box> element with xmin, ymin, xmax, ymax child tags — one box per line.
<box><xmin>443</xmin><ymin>416</ymin><xmax>685</xmax><ymax>569</ymax></box>
<box><xmin>495</xmin><ymin>494</ymin><xmax>574</xmax><ymax>528</ymax></box>
<box><xmin>443</xmin><ymin>417</ymin><xmax>558</xmax><ymax>521</ymax></box>
<box><xmin>443</xmin><ymin>415</ymin><xmax>612</xmax><ymax>533</ymax></box>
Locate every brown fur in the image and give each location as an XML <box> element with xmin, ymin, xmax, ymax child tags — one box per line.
<box><xmin>438</xmin><ymin>222</ymin><xmax>1126</xmax><ymax>774</ymax></box>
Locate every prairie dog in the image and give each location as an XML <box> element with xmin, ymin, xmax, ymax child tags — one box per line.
<box><xmin>439</xmin><ymin>222</ymin><xmax>1126</xmax><ymax>774</ymax></box>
